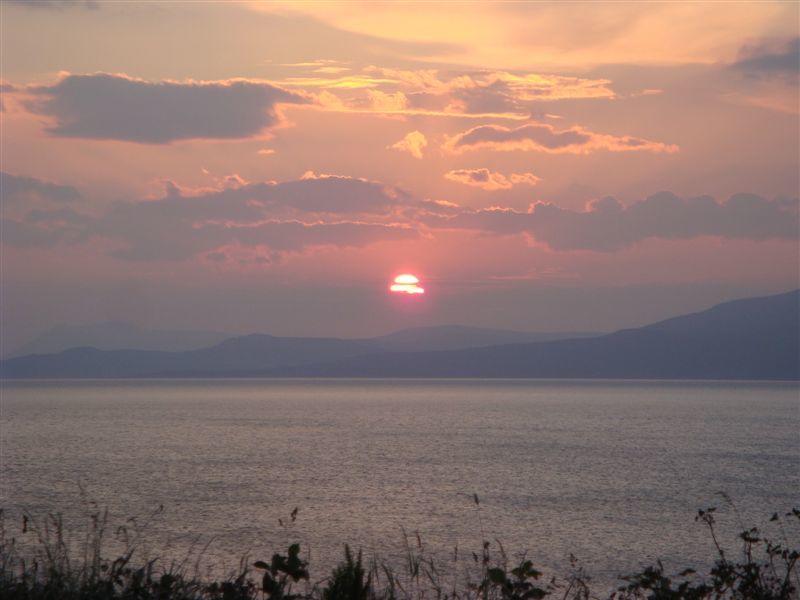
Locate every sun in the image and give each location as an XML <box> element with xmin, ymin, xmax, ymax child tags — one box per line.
<box><xmin>390</xmin><ymin>273</ymin><xmax>425</xmax><ymax>295</ymax></box>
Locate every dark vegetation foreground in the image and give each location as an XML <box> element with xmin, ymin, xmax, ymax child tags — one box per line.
<box><xmin>1</xmin><ymin>501</ymin><xmax>797</xmax><ymax>600</ymax></box>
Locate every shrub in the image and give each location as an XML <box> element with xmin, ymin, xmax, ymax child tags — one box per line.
<box><xmin>0</xmin><ymin>505</ymin><xmax>796</xmax><ymax>600</ymax></box>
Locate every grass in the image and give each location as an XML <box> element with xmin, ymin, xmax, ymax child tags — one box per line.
<box><xmin>1</xmin><ymin>498</ymin><xmax>798</xmax><ymax>600</ymax></box>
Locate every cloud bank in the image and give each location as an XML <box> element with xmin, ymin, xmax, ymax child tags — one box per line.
<box><xmin>302</xmin><ymin>66</ymin><xmax>617</xmax><ymax>120</ymax></box>
<box><xmin>445</xmin><ymin>123</ymin><xmax>678</xmax><ymax>154</ymax></box>
<box><xmin>4</xmin><ymin>169</ymin><xmax>796</xmax><ymax>260</ymax></box>
<box><xmin>0</xmin><ymin>172</ymin><xmax>81</xmax><ymax>206</ymax></box>
<box><xmin>1</xmin><ymin>174</ymin><xmax>419</xmax><ymax>261</ymax></box>
<box><xmin>424</xmin><ymin>192</ymin><xmax>799</xmax><ymax>251</ymax></box>
<box><xmin>6</xmin><ymin>0</ymin><xmax>97</xmax><ymax>9</ymax></box>
<box><xmin>24</xmin><ymin>73</ymin><xmax>308</xmax><ymax>143</ymax></box>
<box><xmin>732</xmin><ymin>37</ymin><xmax>800</xmax><ymax>81</ymax></box>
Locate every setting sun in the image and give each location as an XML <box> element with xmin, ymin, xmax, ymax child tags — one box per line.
<box><xmin>390</xmin><ymin>273</ymin><xmax>425</xmax><ymax>295</ymax></box>
<box><xmin>1</xmin><ymin>2</ymin><xmax>797</xmax><ymax>595</ymax></box>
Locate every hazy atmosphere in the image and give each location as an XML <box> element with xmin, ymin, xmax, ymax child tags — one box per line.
<box><xmin>2</xmin><ymin>1</ymin><xmax>798</xmax><ymax>352</ymax></box>
<box><xmin>1</xmin><ymin>3</ymin><xmax>799</xmax><ymax>599</ymax></box>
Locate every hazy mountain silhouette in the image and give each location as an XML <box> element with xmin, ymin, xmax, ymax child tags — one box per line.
<box><xmin>283</xmin><ymin>290</ymin><xmax>799</xmax><ymax>380</ymax></box>
<box><xmin>1</xmin><ymin>325</ymin><xmax>590</xmax><ymax>378</ymax></box>
<box><xmin>1</xmin><ymin>290</ymin><xmax>797</xmax><ymax>379</ymax></box>
<box><xmin>6</xmin><ymin>322</ymin><xmax>231</xmax><ymax>358</ymax></box>
<box><xmin>0</xmin><ymin>334</ymin><xmax>374</xmax><ymax>378</ymax></box>
<box><xmin>368</xmin><ymin>325</ymin><xmax>598</xmax><ymax>352</ymax></box>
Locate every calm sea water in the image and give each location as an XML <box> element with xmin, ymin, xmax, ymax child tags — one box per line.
<box><xmin>1</xmin><ymin>379</ymin><xmax>798</xmax><ymax>587</ymax></box>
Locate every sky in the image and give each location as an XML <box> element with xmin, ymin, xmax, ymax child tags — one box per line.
<box><xmin>1</xmin><ymin>0</ymin><xmax>798</xmax><ymax>349</ymax></box>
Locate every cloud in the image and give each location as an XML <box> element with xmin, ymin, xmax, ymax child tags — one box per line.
<box><xmin>508</xmin><ymin>173</ymin><xmax>542</xmax><ymax>187</ymax></box>
<box><xmin>260</xmin><ymin>173</ymin><xmax>412</xmax><ymax>213</ymax></box>
<box><xmin>364</xmin><ymin>89</ymin><xmax>409</xmax><ymax>112</ymax></box>
<box><xmin>424</xmin><ymin>192</ymin><xmax>799</xmax><ymax>251</ymax></box>
<box><xmin>445</xmin><ymin>123</ymin><xmax>678</xmax><ymax>154</ymax></box>
<box><xmin>0</xmin><ymin>172</ymin><xmax>81</xmax><ymax>212</ymax></box>
<box><xmin>438</xmin><ymin>70</ymin><xmax>615</xmax><ymax>117</ymax></box>
<box><xmin>732</xmin><ymin>37</ymin><xmax>800</xmax><ymax>81</ymax></box>
<box><xmin>389</xmin><ymin>131</ymin><xmax>428</xmax><ymax>159</ymax></box>
<box><xmin>1</xmin><ymin>218</ymin><xmax>65</xmax><ymax>249</ymax></box>
<box><xmin>5</xmin><ymin>0</ymin><xmax>98</xmax><ymax>9</ymax></box>
<box><xmin>283</xmin><ymin>74</ymin><xmax>396</xmax><ymax>90</ymax></box>
<box><xmin>413</xmin><ymin>199</ymin><xmax>464</xmax><ymax>216</ymax></box>
<box><xmin>2</xmin><ymin>173</ymin><xmax>420</xmax><ymax>261</ymax></box>
<box><xmin>0</xmin><ymin>82</ymin><xmax>16</xmax><ymax>112</ymax></box>
<box><xmin>205</xmin><ymin>251</ymin><xmax>228</xmax><ymax>262</ymax></box>
<box><xmin>302</xmin><ymin>67</ymin><xmax>617</xmax><ymax>120</ymax></box>
<box><xmin>6</xmin><ymin>168</ymin><xmax>795</xmax><ymax>263</ymax></box>
<box><xmin>258</xmin><ymin>3</ymin><xmax>799</xmax><ymax>69</ymax></box>
<box><xmin>444</xmin><ymin>168</ymin><xmax>540</xmax><ymax>190</ymax></box>
<box><xmin>369</xmin><ymin>67</ymin><xmax>616</xmax><ymax>107</ymax></box>
<box><xmin>280</xmin><ymin>60</ymin><xmax>348</xmax><ymax>68</ymax></box>
<box><xmin>23</xmin><ymin>73</ymin><xmax>308</xmax><ymax>143</ymax></box>
<box><xmin>1</xmin><ymin>204</ymin><xmax>92</xmax><ymax>249</ymax></box>
<box><xmin>725</xmin><ymin>37</ymin><xmax>800</xmax><ymax>114</ymax></box>
<box><xmin>105</xmin><ymin>219</ymin><xmax>418</xmax><ymax>261</ymax></box>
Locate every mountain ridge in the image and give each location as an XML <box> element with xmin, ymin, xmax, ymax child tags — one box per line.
<box><xmin>277</xmin><ymin>290</ymin><xmax>798</xmax><ymax>380</ymax></box>
<box><xmin>2</xmin><ymin>290</ymin><xmax>797</xmax><ymax>380</ymax></box>
<box><xmin>5</xmin><ymin>322</ymin><xmax>232</xmax><ymax>358</ymax></box>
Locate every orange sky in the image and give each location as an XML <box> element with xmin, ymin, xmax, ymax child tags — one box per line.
<box><xmin>1</xmin><ymin>1</ymin><xmax>798</xmax><ymax>348</ymax></box>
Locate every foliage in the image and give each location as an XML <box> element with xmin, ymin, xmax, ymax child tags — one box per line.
<box><xmin>0</xmin><ymin>504</ymin><xmax>797</xmax><ymax>600</ymax></box>
<box><xmin>321</xmin><ymin>546</ymin><xmax>370</xmax><ymax>600</ymax></box>
<box><xmin>253</xmin><ymin>543</ymin><xmax>309</xmax><ymax>600</ymax></box>
<box><xmin>614</xmin><ymin>507</ymin><xmax>800</xmax><ymax>600</ymax></box>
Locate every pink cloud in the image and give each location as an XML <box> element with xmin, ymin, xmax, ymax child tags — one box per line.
<box><xmin>388</xmin><ymin>130</ymin><xmax>428</xmax><ymax>159</ymax></box>
<box><xmin>444</xmin><ymin>168</ymin><xmax>541</xmax><ymax>190</ymax></box>
<box><xmin>444</xmin><ymin>122</ymin><xmax>678</xmax><ymax>154</ymax></box>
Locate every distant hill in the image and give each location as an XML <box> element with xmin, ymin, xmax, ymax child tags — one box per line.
<box><xmin>281</xmin><ymin>290</ymin><xmax>799</xmax><ymax>380</ymax></box>
<box><xmin>1</xmin><ymin>325</ymin><xmax>590</xmax><ymax>378</ymax></box>
<box><xmin>6</xmin><ymin>322</ymin><xmax>231</xmax><ymax>358</ymax></box>
<box><xmin>2</xmin><ymin>291</ymin><xmax>797</xmax><ymax>379</ymax></box>
<box><xmin>368</xmin><ymin>325</ymin><xmax>597</xmax><ymax>352</ymax></box>
<box><xmin>0</xmin><ymin>334</ymin><xmax>374</xmax><ymax>378</ymax></box>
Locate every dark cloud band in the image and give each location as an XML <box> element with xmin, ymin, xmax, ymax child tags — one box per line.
<box><xmin>1</xmin><ymin>173</ymin><xmax>418</xmax><ymax>260</ymax></box>
<box><xmin>24</xmin><ymin>73</ymin><xmax>308</xmax><ymax>144</ymax></box>
<box><xmin>424</xmin><ymin>192</ymin><xmax>799</xmax><ymax>251</ymax></box>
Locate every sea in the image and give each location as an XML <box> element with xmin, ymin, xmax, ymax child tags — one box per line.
<box><xmin>1</xmin><ymin>379</ymin><xmax>798</xmax><ymax>591</ymax></box>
